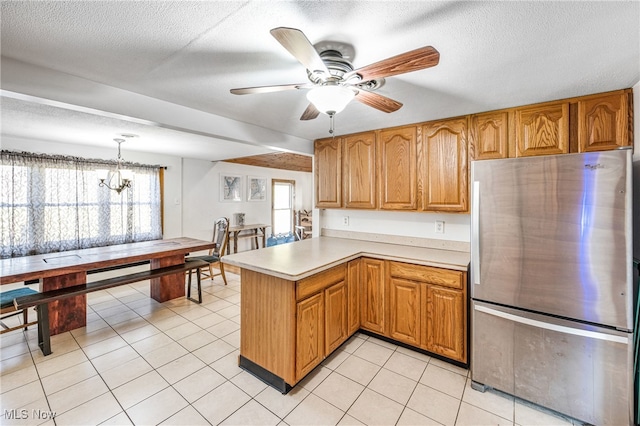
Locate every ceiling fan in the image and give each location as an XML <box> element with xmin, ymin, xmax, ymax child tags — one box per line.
<box><xmin>230</xmin><ymin>27</ymin><xmax>440</xmax><ymax>126</ymax></box>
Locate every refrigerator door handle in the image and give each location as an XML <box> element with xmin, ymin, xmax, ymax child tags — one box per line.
<box><xmin>474</xmin><ymin>304</ymin><xmax>629</xmax><ymax>344</ymax></box>
<box><xmin>471</xmin><ymin>180</ymin><xmax>480</xmax><ymax>285</ymax></box>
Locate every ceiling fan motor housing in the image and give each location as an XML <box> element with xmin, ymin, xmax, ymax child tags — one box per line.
<box><xmin>308</xmin><ymin>45</ymin><xmax>384</xmax><ymax>91</ymax></box>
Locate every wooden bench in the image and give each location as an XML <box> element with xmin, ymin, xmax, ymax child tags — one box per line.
<box><xmin>14</xmin><ymin>259</ymin><xmax>208</xmax><ymax>356</ymax></box>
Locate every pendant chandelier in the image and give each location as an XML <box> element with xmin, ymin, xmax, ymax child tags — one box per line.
<box><xmin>96</xmin><ymin>138</ymin><xmax>133</xmax><ymax>194</ymax></box>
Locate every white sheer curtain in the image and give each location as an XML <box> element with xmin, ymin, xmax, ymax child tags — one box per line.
<box><xmin>0</xmin><ymin>150</ymin><xmax>162</xmax><ymax>258</ymax></box>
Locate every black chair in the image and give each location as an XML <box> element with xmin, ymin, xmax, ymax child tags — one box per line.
<box><xmin>185</xmin><ymin>217</ymin><xmax>229</xmax><ymax>303</ymax></box>
<box><xmin>1</xmin><ymin>287</ymin><xmax>38</xmax><ymax>334</ymax></box>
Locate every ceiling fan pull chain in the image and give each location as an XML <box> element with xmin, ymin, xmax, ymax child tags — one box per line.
<box><xmin>329</xmin><ymin>113</ymin><xmax>335</xmax><ymax>137</ymax></box>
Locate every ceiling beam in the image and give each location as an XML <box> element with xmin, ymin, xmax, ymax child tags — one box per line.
<box><xmin>223</xmin><ymin>152</ymin><xmax>312</xmax><ymax>173</ymax></box>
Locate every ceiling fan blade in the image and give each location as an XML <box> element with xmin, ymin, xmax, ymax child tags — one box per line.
<box><xmin>230</xmin><ymin>83</ymin><xmax>311</xmax><ymax>95</ymax></box>
<box><xmin>347</xmin><ymin>46</ymin><xmax>440</xmax><ymax>82</ymax></box>
<box><xmin>270</xmin><ymin>27</ymin><xmax>330</xmax><ymax>75</ymax></box>
<box><xmin>354</xmin><ymin>90</ymin><xmax>403</xmax><ymax>113</ymax></box>
<box><xmin>300</xmin><ymin>103</ymin><xmax>320</xmax><ymax>121</ymax></box>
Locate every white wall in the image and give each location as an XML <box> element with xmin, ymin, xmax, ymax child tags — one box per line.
<box><xmin>320</xmin><ymin>209</ymin><xmax>471</xmax><ymax>242</ymax></box>
<box><xmin>1</xmin><ymin>136</ymin><xmax>313</xmax><ymax>248</ymax></box>
<box><xmin>180</xmin><ymin>159</ymin><xmax>312</xmax><ymax>251</ymax></box>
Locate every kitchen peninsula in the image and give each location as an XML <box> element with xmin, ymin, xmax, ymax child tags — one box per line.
<box><xmin>222</xmin><ymin>236</ymin><xmax>470</xmax><ymax>393</ymax></box>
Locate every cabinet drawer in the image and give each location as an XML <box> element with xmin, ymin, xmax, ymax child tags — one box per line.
<box><xmin>297</xmin><ymin>264</ymin><xmax>346</xmax><ymax>301</ymax></box>
<box><xmin>389</xmin><ymin>262</ymin><xmax>463</xmax><ymax>289</ymax></box>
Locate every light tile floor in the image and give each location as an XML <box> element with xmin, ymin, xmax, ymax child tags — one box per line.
<box><xmin>0</xmin><ymin>271</ymin><xmax>582</xmax><ymax>426</ymax></box>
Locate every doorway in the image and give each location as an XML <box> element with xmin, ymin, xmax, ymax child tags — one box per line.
<box><xmin>272</xmin><ymin>179</ymin><xmax>295</xmax><ymax>235</ymax></box>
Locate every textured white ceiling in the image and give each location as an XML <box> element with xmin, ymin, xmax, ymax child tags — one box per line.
<box><xmin>1</xmin><ymin>1</ymin><xmax>639</xmax><ymax>161</ymax></box>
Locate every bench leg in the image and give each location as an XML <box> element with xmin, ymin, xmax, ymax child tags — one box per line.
<box><xmin>36</xmin><ymin>305</ymin><xmax>52</xmax><ymax>356</ymax></box>
<box><xmin>23</xmin><ymin>308</ymin><xmax>28</xmax><ymax>331</ymax></box>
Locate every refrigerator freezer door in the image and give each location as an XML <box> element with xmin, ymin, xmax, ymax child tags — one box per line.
<box><xmin>471</xmin><ymin>149</ymin><xmax>633</xmax><ymax>330</ymax></box>
<box><xmin>472</xmin><ymin>301</ymin><xmax>633</xmax><ymax>426</ymax></box>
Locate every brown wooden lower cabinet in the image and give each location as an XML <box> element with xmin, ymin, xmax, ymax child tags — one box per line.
<box><xmin>425</xmin><ymin>285</ymin><xmax>465</xmax><ymax>361</ymax></box>
<box><xmin>360</xmin><ymin>258</ymin><xmax>386</xmax><ymax>334</ymax></box>
<box><xmin>239</xmin><ymin>257</ymin><xmax>467</xmax><ymax>393</ymax></box>
<box><xmin>387</xmin><ymin>260</ymin><xmax>467</xmax><ymax>363</ymax></box>
<box><xmin>388</xmin><ymin>277</ymin><xmax>421</xmax><ymax>346</ymax></box>
<box><xmin>347</xmin><ymin>259</ymin><xmax>361</xmax><ymax>334</ymax></box>
<box><xmin>295</xmin><ymin>292</ymin><xmax>324</xmax><ymax>380</ymax></box>
<box><xmin>324</xmin><ymin>280</ymin><xmax>349</xmax><ymax>354</ymax></box>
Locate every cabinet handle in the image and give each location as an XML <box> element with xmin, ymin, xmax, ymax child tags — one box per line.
<box><xmin>475</xmin><ymin>304</ymin><xmax>629</xmax><ymax>344</ymax></box>
<box><xmin>471</xmin><ymin>181</ymin><xmax>480</xmax><ymax>286</ymax></box>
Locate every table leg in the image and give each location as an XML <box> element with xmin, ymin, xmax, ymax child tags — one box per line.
<box><xmin>234</xmin><ymin>232</ymin><xmax>239</xmax><ymax>254</ymax></box>
<box><xmin>150</xmin><ymin>254</ymin><xmax>186</xmax><ymax>302</ymax></box>
<box><xmin>260</xmin><ymin>227</ymin><xmax>266</xmax><ymax>248</ymax></box>
<box><xmin>41</xmin><ymin>271</ymin><xmax>87</xmax><ymax>335</ymax></box>
<box><xmin>253</xmin><ymin>230</ymin><xmax>258</xmax><ymax>250</ymax></box>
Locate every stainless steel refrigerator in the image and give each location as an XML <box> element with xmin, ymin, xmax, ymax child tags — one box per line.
<box><xmin>470</xmin><ymin>148</ymin><xmax>634</xmax><ymax>425</ymax></box>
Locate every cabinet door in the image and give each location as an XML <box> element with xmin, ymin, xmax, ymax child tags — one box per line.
<box><xmin>347</xmin><ymin>259</ymin><xmax>360</xmax><ymax>335</ymax></box>
<box><xmin>315</xmin><ymin>138</ymin><xmax>342</xmax><ymax>208</ymax></box>
<box><xmin>360</xmin><ymin>258</ymin><xmax>386</xmax><ymax>334</ymax></box>
<box><xmin>378</xmin><ymin>126</ymin><xmax>417</xmax><ymax>210</ymax></box>
<box><xmin>578</xmin><ymin>91</ymin><xmax>629</xmax><ymax>152</ymax></box>
<box><xmin>421</xmin><ymin>118</ymin><xmax>468</xmax><ymax>212</ymax></box>
<box><xmin>469</xmin><ymin>111</ymin><xmax>509</xmax><ymax>160</ymax></box>
<box><xmin>296</xmin><ymin>293</ymin><xmax>324</xmax><ymax>380</ymax></box>
<box><xmin>425</xmin><ymin>285</ymin><xmax>466</xmax><ymax>362</ymax></box>
<box><xmin>325</xmin><ymin>280</ymin><xmax>349</xmax><ymax>354</ymax></box>
<box><xmin>388</xmin><ymin>277</ymin><xmax>421</xmax><ymax>346</ymax></box>
<box><xmin>514</xmin><ymin>102</ymin><xmax>569</xmax><ymax>157</ymax></box>
<box><xmin>343</xmin><ymin>132</ymin><xmax>376</xmax><ymax>209</ymax></box>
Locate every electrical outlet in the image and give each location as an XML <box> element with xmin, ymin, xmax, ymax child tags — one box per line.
<box><xmin>435</xmin><ymin>220</ymin><xmax>445</xmax><ymax>233</ymax></box>
<box><xmin>343</xmin><ymin>216</ymin><xmax>349</xmax><ymax>226</ymax></box>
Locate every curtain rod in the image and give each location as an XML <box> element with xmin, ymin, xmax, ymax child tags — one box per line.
<box><xmin>1</xmin><ymin>149</ymin><xmax>164</xmax><ymax>170</ymax></box>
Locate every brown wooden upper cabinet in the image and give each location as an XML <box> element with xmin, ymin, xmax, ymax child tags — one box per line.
<box><xmin>421</xmin><ymin>117</ymin><xmax>468</xmax><ymax>212</ymax></box>
<box><xmin>342</xmin><ymin>132</ymin><xmax>377</xmax><ymax>209</ymax></box>
<box><xmin>578</xmin><ymin>90</ymin><xmax>629</xmax><ymax>152</ymax></box>
<box><xmin>314</xmin><ymin>88</ymin><xmax>632</xmax><ymax>210</ymax></box>
<box><xmin>514</xmin><ymin>101</ymin><xmax>570</xmax><ymax>157</ymax></box>
<box><xmin>378</xmin><ymin>126</ymin><xmax>417</xmax><ymax>210</ymax></box>
<box><xmin>469</xmin><ymin>110</ymin><xmax>509</xmax><ymax>160</ymax></box>
<box><xmin>315</xmin><ymin>138</ymin><xmax>342</xmax><ymax>208</ymax></box>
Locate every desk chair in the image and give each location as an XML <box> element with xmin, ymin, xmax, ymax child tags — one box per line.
<box><xmin>186</xmin><ymin>217</ymin><xmax>229</xmax><ymax>302</ymax></box>
<box><xmin>1</xmin><ymin>287</ymin><xmax>38</xmax><ymax>334</ymax></box>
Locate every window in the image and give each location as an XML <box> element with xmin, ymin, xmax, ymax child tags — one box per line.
<box><xmin>272</xmin><ymin>179</ymin><xmax>295</xmax><ymax>235</ymax></box>
<box><xmin>0</xmin><ymin>150</ymin><xmax>162</xmax><ymax>258</ymax></box>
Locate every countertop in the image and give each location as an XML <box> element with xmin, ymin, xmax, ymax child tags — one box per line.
<box><xmin>221</xmin><ymin>236</ymin><xmax>470</xmax><ymax>281</ymax></box>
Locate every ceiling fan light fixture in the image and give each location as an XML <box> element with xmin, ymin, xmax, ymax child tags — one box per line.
<box><xmin>306</xmin><ymin>85</ymin><xmax>355</xmax><ymax>115</ymax></box>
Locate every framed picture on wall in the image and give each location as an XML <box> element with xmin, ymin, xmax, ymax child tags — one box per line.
<box><xmin>220</xmin><ymin>174</ymin><xmax>242</xmax><ymax>202</ymax></box>
<box><xmin>248</xmin><ymin>176</ymin><xmax>267</xmax><ymax>201</ymax></box>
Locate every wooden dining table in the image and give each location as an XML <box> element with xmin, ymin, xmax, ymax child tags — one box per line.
<box><xmin>227</xmin><ymin>223</ymin><xmax>270</xmax><ymax>254</ymax></box>
<box><xmin>0</xmin><ymin>237</ymin><xmax>215</xmax><ymax>335</ymax></box>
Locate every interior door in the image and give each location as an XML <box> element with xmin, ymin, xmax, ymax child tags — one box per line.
<box><xmin>272</xmin><ymin>179</ymin><xmax>295</xmax><ymax>235</ymax></box>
